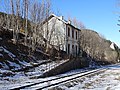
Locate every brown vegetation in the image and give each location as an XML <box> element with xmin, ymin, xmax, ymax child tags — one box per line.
<box><xmin>79</xmin><ymin>29</ymin><xmax>119</xmax><ymax>64</ymax></box>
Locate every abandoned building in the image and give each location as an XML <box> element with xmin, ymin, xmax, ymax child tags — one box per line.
<box><xmin>41</xmin><ymin>14</ymin><xmax>81</xmax><ymax>56</ymax></box>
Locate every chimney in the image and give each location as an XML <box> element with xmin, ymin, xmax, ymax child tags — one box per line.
<box><xmin>59</xmin><ymin>16</ymin><xmax>64</xmax><ymax>20</ymax></box>
<box><xmin>68</xmin><ymin>20</ymin><xmax>71</xmax><ymax>24</ymax></box>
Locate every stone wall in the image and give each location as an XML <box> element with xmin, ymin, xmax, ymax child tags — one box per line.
<box><xmin>42</xmin><ymin>57</ymin><xmax>89</xmax><ymax>77</ymax></box>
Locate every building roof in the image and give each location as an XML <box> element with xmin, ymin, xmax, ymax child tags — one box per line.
<box><xmin>49</xmin><ymin>14</ymin><xmax>81</xmax><ymax>31</ymax></box>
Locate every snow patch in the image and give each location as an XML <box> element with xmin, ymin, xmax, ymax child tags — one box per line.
<box><xmin>0</xmin><ymin>46</ymin><xmax>16</xmax><ymax>58</ymax></box>
<box><xmin>7</xmin><ymin>61</ymin><xmax>21</xmax><ymax>69</ymax></box>
<box><xmin>0</xmin><ymin>53</ymin><xmax>3</xmax><ymax>57</ymax></box>
<box><xmin>110</xmin><ymin>42</ymin><xmax>115</xmax><ymax>50</ymax></box>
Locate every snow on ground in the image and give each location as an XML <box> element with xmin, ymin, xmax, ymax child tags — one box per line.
<box><xmin>7</xmin><ymin>61</ymin><xmax>21</xmax><ymax>69</ymax></box>
<box><xmin>56</xmin><ymin>64</ymin><xmax>120</xmax><ymax>90</ymax></box>
<box><xmin>0</xmin><ymin>46</ymin><xmax>16</xmax><ymax>58</ymax></box>
<box><xmin>110</xmin><ymin>42</ymin><xmax>115</xmax><ymax>50</ymax></box>
<box><xmin>22</xmin><ymin>59</ymin><xmax>68</xmax><ymax>77</ymax></box>
<box><xmin>22</xmin><ymin>69</ymin><xmax>100</xmax><ymax>90</ymax></box>
<box><xmin>7</xmin><ymin>67</ymin><xmax>91</xmax><ymax>90</ymax></box>
<box><xmin>1</xmin><ymin>58</ymin><xmax>120</xmax><ymax>90</ymax></box>
<box><xmin>18</xmin><ymin>60</ymin><xmax>31</xmax><ymax>67</ymax></box>
<box><xmin>0</xmin><ymin>59</ymin><xmax>68</xmax><ymax>90</ymax></box>
<box><xmin>0</xmin><ymin>44</ymin><xmax>120</xmax><ymax>90</ymax></box>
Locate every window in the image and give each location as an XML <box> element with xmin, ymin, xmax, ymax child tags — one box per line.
<box><xmin>76</xmin><ymin>31</ymin><xmax>78</xmax><ymax>40</ymax></box>
<box><xmin>72</xmin><ymin>28</ymin><xmax>74</xmax><ymax>38</ymax></box>
<box><xmin>68</xmin><ymin>27</ymin><xmax>70</xmax><ymax>37</ymax></box>
<box><xmin>72</xmin><ymin>45</ymin><xmax>74</xmax><ymax>51</ymax></box>
<box><xmin>72</xmin><ymin>45</ymin><xmax>74</xmax><ymax>55</ymax></box>
<box><xmin>68</xmin><ymin>44</ymin><xmax>70</xmax><ymax>54</ymax></box>
<box><xmin>76</xmin><ymin>45</ymin><xmax>77</xmax><ymax>55</ymax></box>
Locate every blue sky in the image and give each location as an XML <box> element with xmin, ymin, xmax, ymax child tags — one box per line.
<box><xmin>0</xmin><ymin>0</ymin><xmax>120</xmax><ymax>46</ymax></box>
<box><xmin>51</xmin><ymin>0</ymin><xmax>120</xmax><ymax>46</ymax></box>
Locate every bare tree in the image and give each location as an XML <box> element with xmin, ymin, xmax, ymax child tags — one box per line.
<box><xmin>68</xmin><ymin>16</ymin><xmax>86</xmax><ymax>29</ymax></box>
<box><xmin>1</xmin><ymin>0</ymin><xmax>64</xmax><ymax>58</ymax></box>
<box><xmin>16</xmin><ymin>0</ymin><xmax>21</xmax><ymax>43</ymax></box>
<box><xmin>44</xmin><ymin>0</ymin><xmax>52</xmax><ymax>52</ymax></box>
<box><xmin>79</xmin><ymin>29</ymin><xmax>108</xmax><ymax>61</ymax></box>
<box><xmin>0</xmin><ymin>15</ymin><xmax>3</xmax><ymax>27</ymax></box>
<box><xmin>23</xmin><ymin>0</ymin><xmax>29</xmax><ymax>45</ymax></box>
<box><xmin>3</xmin><ymin>0</ymin><xmax>10</xmax><ymax>29</ymax></box>
<box><xmin>29</xmin><ymin>0</ymin><xmax>48</xmax><ymax>53</ymax></box>
<box><xmin>10</xmin><ymin>0</ymin><xmax>16</xmax><ymax>43</ymax></box>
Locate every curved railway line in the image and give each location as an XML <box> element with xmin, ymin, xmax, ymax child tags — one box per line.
<box><xmin>10</xmin><ymin>67</ymin><xmax>107</xmax><ymax>90</ymax></box>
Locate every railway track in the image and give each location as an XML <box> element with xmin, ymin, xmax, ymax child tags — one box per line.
<box><xmin>10</xmin><ymin>67</ymin><xmax>106</xmax><ymax>90</ymax></box>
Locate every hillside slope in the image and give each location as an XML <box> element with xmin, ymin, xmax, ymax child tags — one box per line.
<box><xmin>80</xmin><ymin>29</ymin><xmax>120</xmax><ymax>64</ymax></box>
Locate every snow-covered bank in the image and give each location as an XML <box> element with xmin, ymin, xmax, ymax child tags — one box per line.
<box><xmin>0</xmin><ymin>59</ymin><xmax>69</xmax><ymax>90</ymax></box>
<box><xmin>54</xmin><ymin>64</ymin><xmax>120</xmax><ymax>90</ymax></box>
<box><xmin>2</xmin><ymin>64</ymin><xmax>120</xmax><ymax>90</ymax></box>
